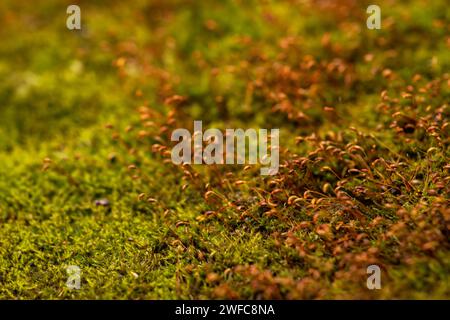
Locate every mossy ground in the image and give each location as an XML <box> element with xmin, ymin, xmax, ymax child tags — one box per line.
<box><xmin>0</xmin><ymin>0</ymin><xmax>449</xmax><ymax>299</ymax></box>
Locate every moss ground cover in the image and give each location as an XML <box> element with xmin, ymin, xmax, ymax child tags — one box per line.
<box><xmin>0</xmin><ymin>0</ymin><xmax>449</xmax><ymax>299</ymax></box>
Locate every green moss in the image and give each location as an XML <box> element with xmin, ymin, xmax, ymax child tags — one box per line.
<box><xmin>0</xmin><ymin>0</ymin><xmax>448</xmax><ymax>299</ymax></box>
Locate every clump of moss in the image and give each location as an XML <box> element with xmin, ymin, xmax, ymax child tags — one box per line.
<box><xmin>0</xmin><ymin>0</ymin><xmax>448</xmax><ymax>299</ymax></box>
